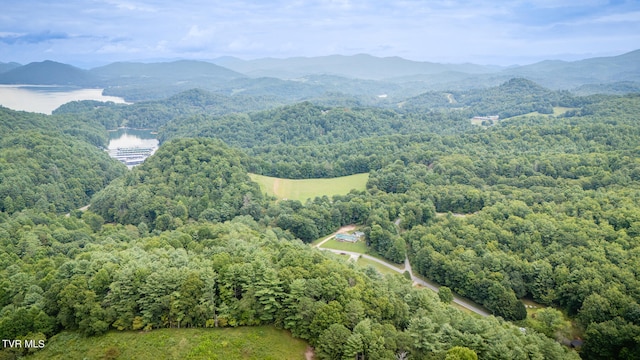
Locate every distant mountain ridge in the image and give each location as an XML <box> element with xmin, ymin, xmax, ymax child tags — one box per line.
<box><xmin>0</xmin><ymin>50</ymin><xmax>638</xmax><ymax>97</ymax></box>
<box><xmin>211</xmin><ymin>51</ymin><xmax>640</xmax><ymax>90</ymax></box>
<box><xmin>91</xmin><ymin>60</ymin><xmax>248</xmax><ymax>101</ymax></box>
<box><xmin>502</xmin><ymin>49</ymin><xmax>640</xmax><ymax>89</ymax></box>
<box><xmin>0</xmin><ymin>62</ymin><xmax>21</xmax><ymax>74</ymax></box>
<box><xmin>90</xmin><ymin>60</ymin><xmax>245</xmax><ymax>82</ymax></box>
<box><xmin>0</xmin><ymin>60</ymin><xmax>97</xmax><ymax>86</ymax></box>
<box><xmin>211</xmin><ymin>53</ymin><xmax>502</xmax><ymax>80</ymax></box>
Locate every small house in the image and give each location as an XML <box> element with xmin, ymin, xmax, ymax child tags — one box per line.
<box><xmin>336</xmin><ymin>234</ymin><xmax>358</xmax><ymax>243</ymax></box>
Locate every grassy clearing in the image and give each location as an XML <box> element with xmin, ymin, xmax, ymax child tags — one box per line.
<box><xmin>311</xmin><ymin>235</ymin><xmax>331</xmax><ymax>246</ymax></box>
<box><xmin>27</xmin><ymin>326</ymin><xmax>308</xmax><ymax>360</ymax></box>
<box><xmin>502</xmin><ymin>107</ymin><xmax>578</xmax><ymax>121</ymax></box>
<box><xmin>320</xmin><ymin>238</ymin><xmax>368</xmax><ymax>253</ymax></box>
<box><xmin>356</xmin><ymin>257</ymin><xmax>401</xmax><ymax>276</ymax></box>
<box><xmin>451</xmin><ymin>301</ymin><xmax>477</xmax><ymax>315</ymax></box>
<box><xmin>553</xmin><ymin>106</ymin><xmax>577</xmax><ymax>116</ymax></box>
<box><xmin>470</xmin><ymin>118</ymin><xmax>494</xmax><ymax>126</ymax></box>
<box><xmin>249</xmin><ymin>173</ymin><xmax>369</xmax><ymax>203</ymax></box>
<box><xmin>522</xmin><ymin>298</ymin><xmax>546</xmax><ymax>310</ymax></box>
<box><xmin>520</xmin><ymin>299</ymin><xmax>581</xmax><ymax>340</ymax></box>
<box><xmin>363</xmin><ymin>251</ymin><xmax>405</xmax><ymax>267</ymax></box>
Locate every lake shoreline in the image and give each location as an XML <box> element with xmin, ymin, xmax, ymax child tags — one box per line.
<box><xmin>0</xmin><ymin>85</ymin><xmax>128</xmax><ymax>114</ymax></box>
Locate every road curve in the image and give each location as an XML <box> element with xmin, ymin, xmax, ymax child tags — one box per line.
<box><xmin>315</xmin><ymin>232</ymin><xmax>490</xmax><ymax>317</ymax></box>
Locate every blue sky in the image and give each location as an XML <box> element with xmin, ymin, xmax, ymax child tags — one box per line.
<box><xmin>1</xmin><ymin>0</ymin><xmax>640</xmax><ymax>67</ymax></box>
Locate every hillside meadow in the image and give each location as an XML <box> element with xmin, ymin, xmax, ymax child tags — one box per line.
<box><xmin>25</xmin><ymin>327</ymin><xmax>308</xmax><ymax>360</ymax></box>
<box><xmin>248</xmin><ymin>173</ymin><xmax>369</xmax><ymax>202</ymax></box>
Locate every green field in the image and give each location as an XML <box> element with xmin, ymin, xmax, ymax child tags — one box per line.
<box><xmin>501</xmin><ymin>107</ymin><xmax>579</xmax><ymax>121</ymax></box>
<box><xmin>320</xmin><ymin>238</ymin><xmax>369</xmax><ymax>253</ymax></box>
<box><xmin>249</xmin><ymin>173</ymin><xmax>369</xmax><ymax>203</ymax></box>
<box><xmin>356</xmin><ymin>257</ymin><xmax>402</xmax><ymax>276</ymax></box>
<box><xmin>26</xmin><ymin>326</ymin><xmax>308</xmax><ymax>360</ymax></box>
<box><xmin>552</xmin><ymin>106</ymin><xmax>577</xmax><ymax>116</ymax></box>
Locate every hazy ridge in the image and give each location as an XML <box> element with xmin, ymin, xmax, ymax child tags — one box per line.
<box><xmin>1</xmin><ymin>50</ymin><xmax>639</xmax><ymax>101</ymax></box>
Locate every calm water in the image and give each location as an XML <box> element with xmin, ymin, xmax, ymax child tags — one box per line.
<box><xmin>108</xmin><ymin>128</ymin><xmax>158</xmax><ymax>150</ymax></box>
<box><xmin>108</xmin><ymin>128</ymin><xmax>159</xmax><ymax>168</ymax></box>
<box><xmin>0</xmin><ymin>85</ymin><xmax>127</xmax><ymax>114</ymax></box>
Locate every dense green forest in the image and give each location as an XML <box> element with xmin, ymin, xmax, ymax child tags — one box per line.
<box><xmin>53</xmin><ymin>89</ymin><xmax>286</xmax><ymax>130</ymax></box>
<box><xmin>2</xmin><ymin>78</ymin><xmax>640</xmax><ymax>359</ymax></box>
<box><xmin>0</xmin><ymin>212</ymin><xmax>574</xmax><ymax>360</ymax></box>
<box><xmin>0</xmin><ymin>107</ymin><xmax>126</xmax><ymax>215</ymax></box>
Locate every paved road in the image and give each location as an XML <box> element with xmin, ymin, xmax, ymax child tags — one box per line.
<box><xmin>315</xmin><ymin>231</ymin><xmax>490</xmax><ymax>317</ymax></box>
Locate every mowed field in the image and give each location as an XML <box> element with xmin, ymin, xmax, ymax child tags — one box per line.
<box><xmin>27</xmin><ymin>326</ymin><xmax>308</xmax><ymax>360</ymax></box>
<box><xmin>249</xmin><ymin>173</ymin><xmax>369</xmax><ymax>203</ymax></box>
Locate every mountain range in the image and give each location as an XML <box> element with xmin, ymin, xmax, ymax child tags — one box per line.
<box><xmin>0</xmin><ymin>60</ymin><xmax>97</xmax><ymax>86</ymax></box>
<box><xmin>1</xmin><ymin>50</ymin><xmax>639</xmax><ymax>100</ymax></box>
<box><xmin>210</xmin><ymin>53</ymin><xmax>502</xmax><ymax>80</ymax></box>
<box><xmin>91</xmin><ymin>60</ymin><xmax>245</xmax><ymax>84</ymax></box>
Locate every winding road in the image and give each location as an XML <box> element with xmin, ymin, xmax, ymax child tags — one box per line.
<box><xmin>314</xmin><ymin>229</ymin><xmax>490</xmax><ymax>317</ymax></box>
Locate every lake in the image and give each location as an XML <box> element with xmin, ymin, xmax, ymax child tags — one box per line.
<box><xmin>108</xmin><ymin>128</ymin><xmax>159</xmax><ymax>150</ymax></box>
<box><xmin>108</xmin><ymin>128</ymin><xmax>159</xmax><ymax>168</ymax></box>
<box><xmin>0</xmin><ymin>85</ymin><xmax>127</xmax><ymax>114</ymax></box>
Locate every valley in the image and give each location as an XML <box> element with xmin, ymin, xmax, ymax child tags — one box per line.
<box><xmin>1</xmin><ymin>51</ymin><xmax>640</xmax><ymax>360</ymax></box>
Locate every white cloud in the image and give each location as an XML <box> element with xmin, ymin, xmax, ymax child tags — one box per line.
<box><xmin>1</xmin><ymin>0</ymin><xmax>639</xmax><ymax>65</ymax></box>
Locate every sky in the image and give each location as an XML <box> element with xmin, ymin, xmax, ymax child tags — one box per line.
<box><xmin>1</xmin><ymin>0</ymin><xmax>640</xmax><ymax>67</ymax></box>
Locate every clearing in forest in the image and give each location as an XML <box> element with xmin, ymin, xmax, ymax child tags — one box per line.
<box><xmin>501</xmin><ymin>106</ymin><xmax>579</xmax><ymax>121</ymax></box>
<box><xmin>249</xmin><ymin>173</ymin><xmax>369</xmax><ymax>203</ymax></box>
<box><xmin>321</xmin><ymin>238</ymin><xmax>369</xmax><ymax>253</ymax></box>
<box><xmin>27</xmin><ymin>326</ymin><xmax>308</xmax><ymax>360</ymax></box>
<box><xmin>356</xmin><ymin>257</ymin><xmax>402</xmax><ymax>276</ymax></box>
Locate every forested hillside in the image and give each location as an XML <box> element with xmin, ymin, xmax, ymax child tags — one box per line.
<box><xmin>90</xmin><ymin>139</ymin><xmax>264</xmax><ymax>229</ymax></box>
<box><xmin>1</xmin><ymin>106</ymin><xmax>109</xmax><ymax>147</ymax></box>
<box><xmin>54</xmin><ymin>89</ymin><xmax>286</xmax><ymax>130</ymax></box>
<box><xmin>2</xmin><ymin>78</ymin><xmax>640</xmax><ymax>359</ymax></box>
<box><xmin>155</xmin><ymin>87</ymin><xmax>640</xmax><ymax>358</ymax></box>
<box><xmin>158</xmin><ymin>101</ymin><xmax>451</xmax><ymax>147</ymax></box>
<box><xmin>0</xmin><ymin>131</ymin><xmax>125</xmax><ymax>214</ymax></box>
<box><xmin>0</xmin><ymin>213</ymin><xmax>575</xmax><ymax>360</ymax></box>
<box><xmin>0</xmin><ymin>107</ymin><xmax>126</xmax><ymax>215</ymax></box>
<box><xmin>399</xmin><ymin>78</ymin><xmax>580</xmax><ymax>117</ymax></box>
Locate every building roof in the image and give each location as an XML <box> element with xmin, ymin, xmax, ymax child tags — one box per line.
<box><xmin>336</xmin><ymin>234</ymin><xmax>358</xmax><ymax>242</ymax></box>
